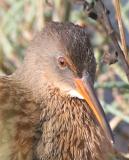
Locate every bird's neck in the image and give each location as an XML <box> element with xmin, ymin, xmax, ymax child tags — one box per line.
<box><xmin>11</xmin><ymin>64</ymin><xmax>49</xmax><ymax>102</ymax></box>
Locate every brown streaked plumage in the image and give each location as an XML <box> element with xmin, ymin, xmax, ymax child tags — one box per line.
<box><xmin>0</xmin><ymin>22</ymin><xmax>114</xmax><ymax>160</ymax></box>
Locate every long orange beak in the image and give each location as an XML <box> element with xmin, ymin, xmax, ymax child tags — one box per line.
<box><xmin>74</xmin><ymin>76</ymin><xmax>114</xmax><ymax>144</ymax></box>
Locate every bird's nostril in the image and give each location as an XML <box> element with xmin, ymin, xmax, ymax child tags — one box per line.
<box><xmin>76</xmin><ymin>71</ymin><xmax>83</xmax><ymax>78</ymax></box>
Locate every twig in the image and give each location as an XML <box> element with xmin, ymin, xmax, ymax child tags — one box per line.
<box><xmin>114</xmin><ymin>0</ymin><xmax>129</xmax><ymax>64</ymax></box>
<box><xmin>53</xmin><ymin>0</ymin><xmax>71</xmax><ymax>22</ymax></box>
<box><xmin>45</xmin><ymin>0</ymin><xmax>54</xmax><ymax>8</ymax></box>
<box><xmin>83</xmin><ymin>0</ymin><xmax>129</xmax><ymax>82</ymax></box>
<box><xmin>110</xmin><ymin>116</ymin><xmax>122</xmax><ymax>131</ymax></box>
<box><xmin>36</xmin><ymin>0</ymin><xmax>44</xmax><ymax>30</ymax></box>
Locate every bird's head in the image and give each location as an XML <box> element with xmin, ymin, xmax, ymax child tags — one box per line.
<box><xmin>15</xmin><ymin>22</ymin><xmax>113</xmax><ymax>144</ymax></box>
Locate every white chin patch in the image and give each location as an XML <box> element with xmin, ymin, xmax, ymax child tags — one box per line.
<box><xmin>68</xmin><ymin>90</ymin><xmax>84</xmax><ymax>99</ymax></box>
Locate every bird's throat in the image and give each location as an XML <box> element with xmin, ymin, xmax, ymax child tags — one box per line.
<box><xmin>67</xmin><ymin>89</ymin><xmax>84</xmax><ymax>99</ymax></box>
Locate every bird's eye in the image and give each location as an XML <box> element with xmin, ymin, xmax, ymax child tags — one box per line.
<box><xmin>57</xmin><ymin>56</ymin><xmax>67</xmax><ymax>69</ymax></box>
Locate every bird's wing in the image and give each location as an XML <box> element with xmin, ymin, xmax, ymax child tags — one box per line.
<box><xmin>0</xmin><ymin>76</ymin><xmax>41</xmax><ymax>160</ymax></box>
<box><xmin>0</xmin><ymin>76</ymin><xmax>17</xmax><ymax>160</ymax></box>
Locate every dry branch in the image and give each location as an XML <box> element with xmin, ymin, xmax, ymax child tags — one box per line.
<box><xmin>82</xmin><ymin>0</ymin><xmax>129</xmax><ymax>82</ymax></box>
<box><xmin>114</xmin><ymin>0</ymin><xmax>129</xmax><ymax>63</ymax></box>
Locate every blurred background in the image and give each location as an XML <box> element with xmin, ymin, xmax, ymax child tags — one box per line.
<box><xmin>0</xmin><ymin>0</ymin><xmax>129</xmax><ymax>155</ymax></box>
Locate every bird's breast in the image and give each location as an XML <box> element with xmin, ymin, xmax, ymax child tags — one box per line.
<box><xmin>34</xmin><ymin>91</ymin><xmax>111</xmax><ymax>160</ymax></box>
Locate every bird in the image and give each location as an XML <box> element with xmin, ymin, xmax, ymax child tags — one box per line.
<box><xmin>0</xmin><ymin>21</ymin><xmax>115</xmax><ymax>160</ymax></box>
